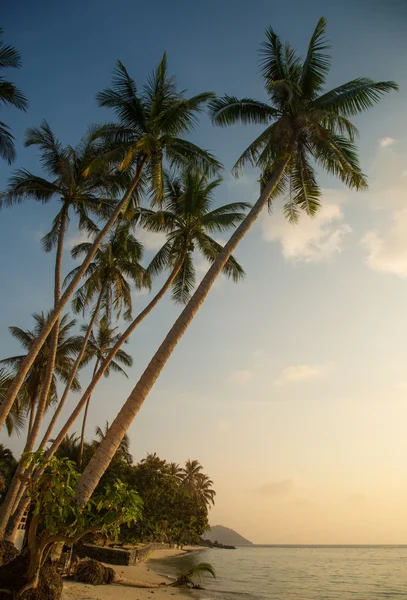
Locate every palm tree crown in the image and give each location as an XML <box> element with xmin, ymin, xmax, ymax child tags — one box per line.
<box><xmin>140</xmin><ymin>170</ymin><xmax>249</xmax><ymax>303</ymax></box>
<box><xmin>96</xmin><ymin>54</ymin><xmax>222</xmax><ymax>204</ymax></box>
<box><xmin>0</xmin><ymin>313</ymin><xmax>83</xmax><ymax>417</ymax></box>
<box><xmin>81</xmin><ymin>320</ymin><xmax>133</xmax><ymax>378</ymax></box>
<box><xmin>210</xmin><ymin>17</ymin><xmax>398</xmax><ymax>222</ymax></box>
<box><xmin>0</xmin><ymin>27</ymin><xmax>28</xmax><ymax>164</ymax></box>
<box><xmin>94</xmin><ymin>421</ymin><xmax>133</xmax><ymax>464</ymax></box>
<box><xmin>67</xmin><ymin>224</ymin><xmax>149</xmax><ymax>322</ymax></box>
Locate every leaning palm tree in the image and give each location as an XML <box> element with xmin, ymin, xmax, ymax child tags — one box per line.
<box><xmin>0</xmin><ymin>54</ymin><xmax>220</xmax><ymax>435</ymax></box>
<box><xmin>73</xmin><ymin>18</ymin><xmax>397</xmax><ymax>507</ymax></box>
<box><xmin>40</xmin><ymin>171</ymin><xmax>246</xmax><ymax>464</ymax></box>
<box><xmin>0</xmin><ymin>27</ymin><xmax>28</xmax><ymax>164</ymax></box>
<box><xmin>0</xmin><ymin>313</ymin><xmax>82</xmax><ymax>533</ymax></box>
<box><xmin>37</xmin><ymin>224</ymin><xmax>148</xmax><ymax>451</ymax></box>
<box><xmin>77</xmin><ymin>321</ymin><xmax>133</xmax><ymax>466</ymax></box>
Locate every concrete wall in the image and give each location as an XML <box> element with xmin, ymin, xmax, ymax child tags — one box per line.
<box><xmin>74</xmin><ymin>542</ymin><xmax>171</xmax><ymax>566</ymax></box>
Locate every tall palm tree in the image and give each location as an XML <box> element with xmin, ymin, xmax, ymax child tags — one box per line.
<box><xmin>0</xmin><ymin>312</ymin><xmax>82</xmax><ymax>442</ymax></box>
<box><xmin>41</xmin><ymin>171</ymin><xmax>246</xmax><ymax>464</ymax></box>
<box><xmin>53</xmin><ymin>433</ymin><xmax>82</xmax><ymax>464</ymax></box>
<box><xmin>0</xmin><ymin>27</ymin><xmax>28</xmax><ymax>164</ymax></box>
<box><xmin>0</xmin><ymin>54</ymin><xmax>220</xmax><ymax>434</ymax></box>
<box><xmin>0</xmin><ymin>313</ymin><xmax>82</xmax><ymax>533</ymax></box>
<box><xmin>73</xmin><ymin>18</ymin><xmax>397</xmax><ymax>507</ymax></box>
<box><xmin>38</xmin><ymin>224</ymin><xmax>148</xmax><ymax>451</ymax></box>
<box><xmin>77</xmin><ymin>321</ymin><xmax>133</xmax><ymax>466</ymax></box>
<box><xmin>168</xmin><ymin>462</ymin><xmax>183</xmax><ymax>482</ymax></box>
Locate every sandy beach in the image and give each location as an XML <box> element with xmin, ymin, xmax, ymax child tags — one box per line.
<box><xmin>63</xmin><ymin>546</ymin><xmax>207</xmax><ymax>600</ymax></box>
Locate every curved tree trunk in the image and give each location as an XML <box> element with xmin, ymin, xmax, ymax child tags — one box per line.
<box><xmin>38</xmin><ymin>286</ymin><xmax>105</xmax><ymax>451</ymax></box>
<box><xmin>0</xmin><ymin>206</ymin><xmax>68</xmax><ymax>538</ymax></box>
<box><xmin>4</xmin><ymin>263</ymin><xmax>182</xmax><ymax>542</ymax></box>
<box><xmin>78</xmin><ymin>359</ymin><xmax>99</xmax><ymax>467</ymax></box>
<box><xmin>0</xmin><ymin>158</ymin><xmax>147</xmax><ymax>432</ymax></box>
<box><xmin>74</xmin><ymin>160</ymin><xmax>289</xmax><ymax>505</ymax></box>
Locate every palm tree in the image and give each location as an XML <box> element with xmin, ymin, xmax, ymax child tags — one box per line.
<box><xmin>41</xmin><ymin>171</ymin><xmax>247</xmax><ymax>464</ymax></box>
<box><xmin>77</xmin><ymin>321</ymin><xmax>133</xmax><ymax>466</ymax></box>
<box><xmin>53</xmin><ymin>433</ymin><xmax>82</xmax><ymax>464</ymax></box>
<box><xmin>73</xmin><ymin>18</ymin><xmax>397</xmax><ymax>507</ymax></box>
<box><xmin>168</xmin><ymin>462</ymin><xmax>183</xmax><ymax>482</ymax></box>
<box><xmin>0</xmin><ymin>368</ymin><xmax>27</xmax><ymax>436</ymax></box>
<box><xmin>194</xmin><ymin>473</ymin><xmax>216</xmax><ymax>508</ymax></box>
<box><xmin>0</xmin><ymin>54</ymin><xmax>220</xmax><ymax>434</ymax></box>
<box><xmin>38</xmin><ymin>224</ymin><xmax>148</xmax><ymax>452</ymax></box>
<box><xmin>0</xmin><ymin>313</ymin><xmax>82</xmax><ymax>533</ymax></box>
<box><xmin>181</xmin><ymin>459</ymin><xmax>203</xmax><ymax>494</ymax></box>
<box><xmin>0</xmin><ymin>27</ymin><xmax>28</xmax><ymax>164</ymax></box>
<box><xmin>140</xmin><ymin>170</ymin><xmax>247</xmax><ymax>304</ymax></box>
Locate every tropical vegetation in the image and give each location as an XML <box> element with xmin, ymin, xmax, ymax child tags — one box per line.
<box><xmin>0</xmin><ymin>17</ymin><xmax>397</xmax><ymax>597</ymax></box>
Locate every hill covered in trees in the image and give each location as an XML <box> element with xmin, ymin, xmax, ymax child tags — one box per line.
<box><xmin>204</xmin><ymin>525</ymin><xmax>253</xmax><ymax>546</ymax></box>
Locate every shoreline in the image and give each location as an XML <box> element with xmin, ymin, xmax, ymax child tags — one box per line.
<box><xmin>62</xmin><ymin>546</ymin><xmax>208</xmax><ymax>600</ymax></box>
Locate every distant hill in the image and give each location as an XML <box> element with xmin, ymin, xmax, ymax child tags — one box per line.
<box><xmin>204</xmin><ymin>525</ymin><xmax>253</xmax><ymax>546</ymax></box>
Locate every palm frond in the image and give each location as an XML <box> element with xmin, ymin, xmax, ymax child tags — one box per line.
<box><xmin>314</xmin><ymin>78</ymin><xmax>398</xmax><ymax>116</ymax></box>
<box><xmin>300</xmin><ymin>17</ymin><xmax>331</xmax><ymax>98</ymax></box>
<box><xmin>209</xmin><ymin>96</ymin><xmax>277</xmax><ymax>127</ymax></box>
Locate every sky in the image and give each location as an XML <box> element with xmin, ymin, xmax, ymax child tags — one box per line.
<box><xmin>1</xmin><ymin>0</ymin><xmax>407</xmax><ymax>544</ymax></box>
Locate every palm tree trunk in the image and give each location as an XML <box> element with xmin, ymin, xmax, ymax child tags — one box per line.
<box><xmin>74</xmin><ymin>160</ymin><xmax>289</xmax><ymax>505</ymax></box>
<box><xmin>45</xmin><ymin>261</ymin><xmax>183</xmax><ymax>460</ymax></box>
<box><xmin>38</xmin><ymin>287</ymin><xmax>105</xmax><ymax>451</ymax></box>
<box><xmin>0</xmin><ymin>206</ymin><xmax>69</xmax><ymax>538</ymax></box>
<box><xmin>0</xmin><ymin>157</ymin><xmax>147</xmax><ymax>432</ymax></box>
<box><xmin>78</xmin><ymin>359</ymin><xmax>99</xmax><ymax>467</ymax></box>
<box><xmin>27</xmin><ymin>400</ymin><xmax>36</xmax><ymax>442</ymax></box>
<box><xmin>3</xmin><ymin>262</ymin><xmax>183</xmax><ymax>542</ymax></box>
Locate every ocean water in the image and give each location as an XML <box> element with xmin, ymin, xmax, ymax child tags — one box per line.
<box><xmin>151</xmin><ymin>545</ymin><xmax>407</xmax><ymax>599</ymax></box>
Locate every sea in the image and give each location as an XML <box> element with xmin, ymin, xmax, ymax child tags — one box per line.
<box><xmin>151</xmin><ymin>545</ymin><xmax>407</xmax><ymax>599</ymax></box>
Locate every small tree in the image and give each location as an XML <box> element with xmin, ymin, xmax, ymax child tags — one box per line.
<box><xmin>0</xmin><ymin>453</ymin><xmax>142</xmax><ymax>597</ymax></box>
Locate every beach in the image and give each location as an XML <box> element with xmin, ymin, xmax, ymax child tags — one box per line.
<box><xmin>63</xmin><ymin>546</ymin><xmax>207</xmax><ymax>600</ymax></box>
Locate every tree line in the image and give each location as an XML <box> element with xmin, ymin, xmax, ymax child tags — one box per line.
<box><xmin>0</xmin><ymin>16</ymin><xmax>397</xmax><ymax>596</ymax></box>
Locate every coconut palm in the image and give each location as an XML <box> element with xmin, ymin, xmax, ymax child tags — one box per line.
<box><xmin>77</xmin><ymin>321</ymin><xmax>133</xmax><ymax>466</ymax></box>
<box><xmin>53</xmin><ymin>433</ymin><xmax>82</xmax><ymax>464</ymax></box>
<box><xmin>181</xmin><ymin>459</ymin><xmax>204</xmax><ymax>494</ymax></box>
<box><xmin>194</xmin><ymin>473</ymin><xmax>216</xmax><ymax>508</ymax></box>
<box><xmin>0</xmin><ymin>312</ymin><xmax>82</xmax><ymax>442</ymax></box>
<box><xmin>140</xmin><ymin>169</ymin><xmax>248</xmax><ymax>304</ymax></box>
<box><xmin>0</xmin><ymin>312</ymin><xmax>82</xmax><ymax>533</ymax></box>
<box><xmin>38</xmin><ymin>224</ymin><xmax>148</xmax><ymax>452</ymax></box>
<box><xmin>172</xmin><ymin>562</ymin><xmax>216</xmax><ymax>589</ymax></box>
<box><xmin>73</xmin><ymin>18</ymin><xmax>397</xmax><ymax>507</ymax></box>
<box><xmin>0</xmin><ymin>54</ymin><xmax>220</xmax><ymax>435</ymax></box>
<box><xmin>168</xmin><ymin>462</ymin><xmax>183</xmax><ymax>482</ymax></box>
<box><xmin>0</xmin><ymin>27</ymin><xmax>28</xmax><ymax>164</ymax></box>
<box><xmin>0</xmin><ymin>368</ymin><xmax>27</xmax><ymax>436</ymax></box>
<box><xmin>40</xmin><ymin>171</ymin><xmax>247</xmax><ymax>464</ymax></box>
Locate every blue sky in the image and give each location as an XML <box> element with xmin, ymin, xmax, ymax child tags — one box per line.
<box><xmin>1</xmin><ymin>0</ymin><xmax>407</xmax><ymax>543</ymax></box>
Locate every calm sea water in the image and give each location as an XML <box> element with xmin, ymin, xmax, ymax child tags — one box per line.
<box><xmin>151</xmin><ymin>546</ymin><xmax>407</xmax><ymax>599</ymax></box>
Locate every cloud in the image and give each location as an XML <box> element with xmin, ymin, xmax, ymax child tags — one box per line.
<box><xmin>257</xmin><ymin>478</ymin><xmax>294</xmax><ymax>496</ymax></box>
<box><xmin>262</xmin><ymin>193</ymin><xmax>352</xmax><ymax>264</ymax></box>
<box><xmin>380</xmin><ymin>137</ymin><xmax>395</xmax><ymax>148</ymax></box>
<box><xmin>137</xmin><ymin>229</ymin><xmax>167</xmax><ymax>251</ymax></box>
<box><xmin>65</xmin><ymin>231</ymin><xmax>92</xmax><ymax>251</ymax></box>
<box><xmin>361</xmin><ymin>210</ymin><xmax>407</xmax><ymax>278</ymax></box>
<box><xmin>227</xmin><ymin>369</ymin><xmax>252</xmax><ymax>384</ymax></box>
<box><xmin>274</xmin><ymin>364</ymin><xmax>329</xmax><ymax>386</ymax></box>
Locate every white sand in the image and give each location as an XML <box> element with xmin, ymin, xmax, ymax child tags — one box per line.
<box><xmin>63</xmin><ymin>546</ymin><xmax>208</xmax><ymax>600</ymax></box>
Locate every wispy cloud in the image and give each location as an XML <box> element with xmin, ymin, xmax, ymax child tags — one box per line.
<box><xmin>257</xmin><ymin>478</ymin><xmax>294</xmax><ymax>496</ymax></box>
<box><xmin>262</xmin><ymin>194</ymin><xmax>351</xmax><ymax>264</ymax></box>
<box><xmin>361</xmin><ymin>210</ymin><xmax>407</xmax><ymax>278</ymax></box>
<box><xmin>227</xmin><ymin>369</ymin><xmax>253</xmax><ymax>384</ymax></box>
<box><xmin>274</xmin><ymin>364</ymin><xmax>329</xmax><ymax>386</ymax></box>
<box><xmin>380</xmin><ymin>137</ymin><xmax>395</xmax><ymax>148</ymax></box>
